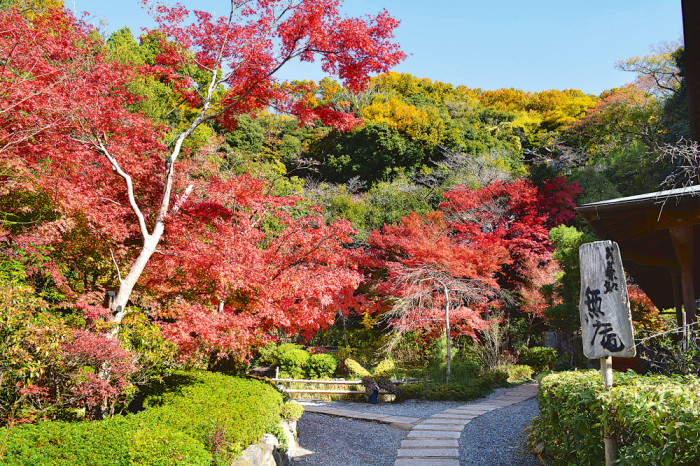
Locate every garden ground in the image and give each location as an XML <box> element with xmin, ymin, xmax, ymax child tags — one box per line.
<box><xmin>291</xmin><ymin>384</ymin><xmax>543</xmax><ymax>465</ymax></box>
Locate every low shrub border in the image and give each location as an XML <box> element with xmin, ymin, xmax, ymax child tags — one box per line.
<box><xmin>530</xmin><ymin>370</ymin><xmax>700</xmax><ymax>465</ymax></box>
<box><xmin>0</xmin><ymin>371</ymin><xmax>286</xmax><ymax>465</ymax></box>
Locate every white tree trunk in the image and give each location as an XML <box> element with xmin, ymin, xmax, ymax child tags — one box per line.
<box><xmin>110</xmin><ymin>225</ymin><xmax>163</xmax><ymax>333</ymax></box>
<box><xmin>444</xmin><ymin>284</ymin><xmax>451</xmax><ymax>385</ymax></box>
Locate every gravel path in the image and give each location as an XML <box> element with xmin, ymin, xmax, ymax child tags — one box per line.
<box><xmin>290</xmin><ymin>388</ymin><xmax>544</xmax><ymax>466</ymax></box>
<box><xmin>292</xmin><ymin>413</ymin><xmax>405</xmax><ymax>466</ymax></box>
<box><xmin>459</xmin><ymin>397</ymin><xmax>544</xmax><ymax>466</ymax></box>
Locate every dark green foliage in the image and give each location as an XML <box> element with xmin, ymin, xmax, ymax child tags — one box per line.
<box><xmin>0</xmin><ymin>371</ymin><xmax>285</xmax><ymax>465</ymax></box>
<box><xmin>531</xmin><ymin>371</ymin><xmax>700</xmax><ymax>466</ymax></box>
<box><xmin>305</xmin><ymin>353</ymin><xmax>338</xmax><ymax>379</ymax></box>
<box><xmin>479</xmin><ymin>370</ymin><xmax>509</xmax><ymax>387</ymax></box>
<box><xmin>570</xmin><ymin>167</ymin><xmax>621</xmax><ymax>207</ymax></box>
<box><xmin>662</xmin><ymin>47</ymin><xmax>690</xmax><ymax>144</ymax></box>
<box><xmin>312</xmin><ymin>123</ymin><xmax>427</xmax><ymax>184</ymax></box>
<box><xmin>545</xmin><ymin>226</ymin><xmax>595</xmax><ymax>333</ymax></box>
<box><xmin>518</xmin><ymin>347</ymin><xmax>558</xmax><ymax>373</ymax></box>
<box><xmin>224</xmin><ymin>115</ymin><xmax>265</xmax><ymax>154</ymax></box>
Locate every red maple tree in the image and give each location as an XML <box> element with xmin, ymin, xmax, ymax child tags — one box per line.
<box><xmin>369</xmin><ymin>211</ymin><xmax>507</xmax><ymax>381</ymax></box>
<box><xmin>0</xmin><ymin>2</ymin><xmax>404</xmax><ymax>330</ymax></box>
<box><xmin>142</xmin><ymin>174</ymin><xmax>368</xmax><ymax>361</ymax></box>
<box><xmin>440</xmin><ymin>180</ymin><xmax>553</xmax><ymax>286</ymax></box>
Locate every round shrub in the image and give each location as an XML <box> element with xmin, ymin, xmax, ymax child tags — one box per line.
<box><xmin>344</xmin><ymin>358</ymin><xmax>371</xmax><ymax>378</ymax></box>
<box><xmin>518</xmin><ymin>347</ymin><xmax>558</xmax><ymax>373</ymax></box>
<box><xmin>479</xmin><ymin>370</ymin><xmax>509</xmax><ymax>389</ymax></box>
<box><xmin>279</xmin><ymin>348</ymin><xmax>310</xmax><ymax>378</ymax></box>
<box><xmin>280</xmin><ymin>401</ymin><xmax>304</xmax><ymax>421</ymax></box>
<box><xmin>305</xmin><ymin>353</ymin><xmax>338</xmax><ymax>379</ymax></box>
<box><xmin>505</xmin><ymin>364</ymin><xmax>534</xmax><ymax>383</ymax></box>
<box><xmin>373</xmin><ymin>359</ymin><xmax>395</xmax><ymax>378</ymax></box>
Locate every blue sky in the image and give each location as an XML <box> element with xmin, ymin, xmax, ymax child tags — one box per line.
<box><xmin>74</xmin><ymin>0</ymin><xmax>683</xmax><ymax>95</ymax></box>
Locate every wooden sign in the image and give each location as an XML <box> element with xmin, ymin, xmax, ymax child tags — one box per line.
<box><xmin>579</xmin><ymin>241</ymin><xmax>636</xmax><ymax>359</ymax></box>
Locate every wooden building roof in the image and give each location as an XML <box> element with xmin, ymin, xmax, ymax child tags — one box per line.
<box><xmin>576</xmin><ymin>186</ymin><xmax>700</xmax><ymax>312</ymax></box>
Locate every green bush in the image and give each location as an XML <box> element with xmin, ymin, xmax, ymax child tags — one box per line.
<box><xmin>479</xmin><ymin>370</ymin><xmax>509</xmax><ymax>389</ymax></box>
<box><xmin>0</xmin><ymin>371</ymin><xmax>285</xmax><ymax>465</ymax></box>
<box><xmin>278</xmin><ymin>349</ymin><xmax>310</xmax><ymax>378</ymax></box>
<box><xmin>372</xmin><ymin>359</ymin><xmax>395</xmax><ymax>378</ymax></box>
<box><xmin>518</xmin><ymin>347</ymin><xmax>558</xmax><ymax>373</ymax></box>
<box><xmin>531</xmin><ymin>370</ymin><xmax>700</xmax><ymax>465</ymax></box>
<box><xmin>280</xmin><ymin>401</ymin><xmax>304</xmax><ymax>421</ymax></box>
<box><xmin>344</xmin><ymin>358</ymin><xmax>371</xmax><ymax>378</ymax></box>
<box><xmin>130</xmin><ymin>425</ymin><xmax>211</xmax><ymax>466</ymax></box>
<box><xmin>505</xmin><ymin>364</ymin><xmax>534</xmax><ymax>383</ymax></box>
<box><xmin>305</xmin><ymin>353</ymin><xmax>337</xmax><ymax>379</ymax></box>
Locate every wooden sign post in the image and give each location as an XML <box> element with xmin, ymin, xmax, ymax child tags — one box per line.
<box><xmin>579</xmin><ymin>241</ymin><xmax>636</xmax><ymax>466</ymax></box>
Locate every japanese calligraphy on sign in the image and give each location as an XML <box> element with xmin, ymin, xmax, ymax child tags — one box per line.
<box><xmin>578</xmin><ymin>241</ymin><xmax>636</xmax><ymax>359</ymax></box>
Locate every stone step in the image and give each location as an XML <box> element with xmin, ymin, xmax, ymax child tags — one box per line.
<box><xmin>430</xmin><ymin>413</ymin><xmax>478</xmax><ymax>420</ymax></box>
<box><xmin>397</xmin><ymin>448</ymin><xmax>459</xmax><ymax>458</ymax></box>
<box><xmin>407</xmin><ymin>430</ymin><xmax>461</xmax><ymax>439</ymax></box>
<box><xmin>412</xmin><ymin>424</ymin><xmax>464</xmax><ymax>431</ymax></box>
<box><xmin>421</xmin><ymin>418</ymin><xmax>470</xmax><ymax>425</ymax></box>
<box><xmin>401</xmin><ymin>439</ymin><xmax>459</xmax><ymax>448</ymax></box>
<box><xmin>395</xmin><ymin>459</ymin><xmax>460</xmax><ymax>466</ymax></box>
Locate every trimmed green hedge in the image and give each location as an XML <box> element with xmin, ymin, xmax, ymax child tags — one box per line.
<box><xmin>0</xmin><ymin>371</ymin><xmax>285</xmax><ymax>465</ymax></box>
<box><xmin>279</xmin><ymin>348</ymin><xmax>310</xmax><ymax>378</ymax></box>
<box><xmin>531</xmin><ymin>370</ymin><xmax>700</xmax><ymax>465</ymax></box>
<box><xmin>306</xmin><ymin>353</ymin><xmax>338</xmax><ymax>379</ymax></box>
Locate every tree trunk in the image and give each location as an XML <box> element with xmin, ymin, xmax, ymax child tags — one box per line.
<box><xmin>444</xmin><ymin>284</ymin><xmax>451</xmax><ymax>385</ymax></box>
<box><xmin>110</xmin><ymin>223</ymin><xmax>164</xmax><ymax>333</ymax></box>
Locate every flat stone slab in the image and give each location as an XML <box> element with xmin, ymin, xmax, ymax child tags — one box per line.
<box><xmin>390</xmin><ymin>422</ymin><xmax>419</xmax><ymax>431</ymax></box>
<box><xmin>401</xmin><ymin>439</ymin><xmax>459</xmax><ymax>448</ymax></box>
<box><xmin>413</xmin><ymin>424</ymin><xmax>464</xmax><ymax>431</ymax></box>
<box><xmin>344</xmin><ymin>412</ymin><xmax>389</xmax><ymax>421</ymax></box>
<box><xmin>430</xmin><ymin>413</ymin><xmax>477</xmax><ymax>420</ymax></box>
<box><xmin>382</xmin><ymin>416</ymin><xmax>422</xmax><ymax>424</ymax></box>
<box><xmin>422</xmin><ymin>418</ymin><xmax>470</xmax><ymax>425</ymax></box>
<box><xmin>407</xmin><ymin>430</ymin><xmax>462</xmax><ymax>439</ymax></box>
<box><xmin>397</xmin><ymin>448</ymin><xmax>459</xmax><ymax>458</ymax></box>
<box><xmin>395</xmin><ymin>459</ymin><xmax>460</xmax><ymax>466</ymax></box>
<box><xmin>305</xmin><ymin>407</ymin><xmax>350</xmax><ymax>415</ymax></box>
<box><xmin>442</xmin><ymin>408</ymin><xmax>490</xmax><ymax>415</ymax></box>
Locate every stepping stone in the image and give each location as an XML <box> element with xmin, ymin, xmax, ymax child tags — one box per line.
<box><xmin>390</xmin><ymin>422</ymin><xmax>419</xmax><ymax>431</ymax></box>
<box><xmin>412</xmin><ymin>423</ymin><xmax>464</xmax><ymax>431</ymax></box>
<box><xmin>430</xmin><ymin>413</ymin><xmax>477</xmax><ymax>420</ymax></box>
<box><xmin>382</xmin><ymin>416</ymin><xmax>422</xmax><ymax>423</ymax></box>
<box><xmin>407</xmin><ymin>430</ymin><xmax>461</xmax><ymax>439</ymax></box>
<box><xmin>344</xmin><ymin>412</ymin><xmax>388</xmax><ymax>420</ymax></box>
<box><xmin>395</xmin><ymin>459</ymin><xmax>460</xmax><ymax>466</ymax></box>
<box><xmin>397</xmin><ymin>448</ymin><xmax>459</xmax><ymax>457</ymax></box>
<box><xmin>401</xmin><ymin>439</ymin><xmax>459</xmax><ymax>448</ymax></box>
<box><xmin>422</xmin><ymin>418</ymin><xmax>469</xmax><ymax>425</ymax></box>
<box><xmin>442</xmin><ymin>408</ymin><xmax>489</xmax><ymax>415</ymax></box>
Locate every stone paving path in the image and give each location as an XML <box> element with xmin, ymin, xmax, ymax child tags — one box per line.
<box><xmin>395</xmin><ymin>383</ymin><xmax>538</xmax><ymax>466</ymax></box>
<box><xmin>301</xmin><ymin>383</ymin><xmax>539</xmax><ymax>466</ymax></box>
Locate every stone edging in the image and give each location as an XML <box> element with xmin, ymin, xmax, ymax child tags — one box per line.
<box><xmin>231</xmin><ymin>419</ymin><xmax>299</xmax><ymax>466</ymax></box>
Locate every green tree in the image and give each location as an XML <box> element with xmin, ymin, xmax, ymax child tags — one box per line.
<box><xmin>545</xmin><ymin>226</ymin><xmax>595</xmax><ymax>332</ymax></box>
